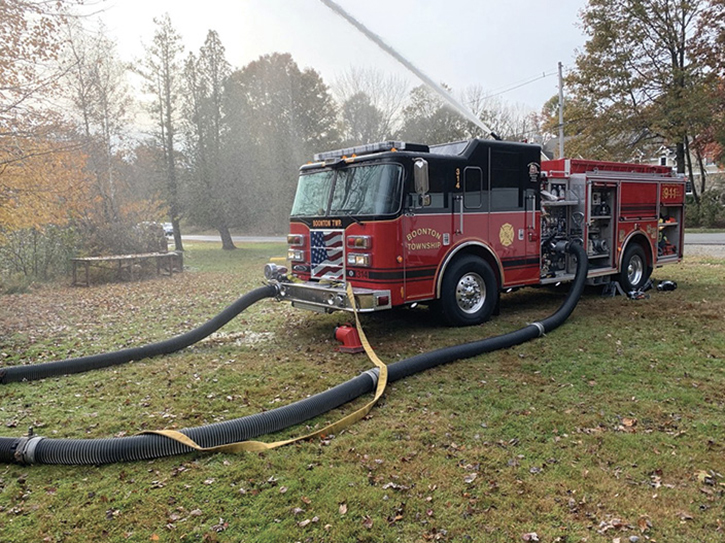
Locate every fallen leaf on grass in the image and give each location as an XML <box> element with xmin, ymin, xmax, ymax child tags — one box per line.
<box><xmin>677</xmin><ymin>511</ymin><xmax>694</xmax><ymax>521</ymax></box>
<box><xmin>464</xmin><ymin>473</ymin><xmax>477</xmax><ymax>484</ymax></box>
<box><xmin>695</xmin><ymin>470</ymin><xmax>715</xmax><ymax>485</ymax></box>
<box><xmin>339</xmin><ymin>503</ymin><xmax>347</xmax><ymax>515</ymax></box>
<box><xmin>522</xmin><ymin>532</ymin><xmax>539</xmax><ymax>542</ymax></box>
<box><xmin>211</xmin><ymin>518</ymin><xmax>228</xmax><ymax>533</ymax></box>
<box><xmin>381</xmin><ymin>481</ymin><xmax>409</xmax><ymax>490</ymax></box>
<box><xmin>362</xmin><ymin>515</ymin><xmax>373</xmax><ymax>529</ymax></box>
<box><xmin>638</xmin><ymin>516</ymin><xmax>652</xmax><ymax>533</ymax></box>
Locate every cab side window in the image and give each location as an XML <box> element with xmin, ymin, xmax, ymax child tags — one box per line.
<box><xmin>491</xmin><ymin>150</ymin><xmax>523</xmax><ymax>211</ymax></box>
<box><xmin>464</xmin><ymin>167</ymin><xmax>485</xmax><ymax>209</ymax></box>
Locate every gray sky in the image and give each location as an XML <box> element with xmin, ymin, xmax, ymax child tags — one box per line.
<box><xmin>96</xmin><ymin>0</ymin><xmax>588</xmax><ymax>112</ymax></box>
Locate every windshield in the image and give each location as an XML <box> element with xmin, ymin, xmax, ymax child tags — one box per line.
<box><xmin>291</xmin><ymin>163</ymin><xmax>403</xmax><ymax>217</ymax></box>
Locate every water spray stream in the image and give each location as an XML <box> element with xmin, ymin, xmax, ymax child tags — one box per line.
<box><xmin>319</xmin><ymin>0</ymin><xmax>496</xmax><ymax>138</ymax></box>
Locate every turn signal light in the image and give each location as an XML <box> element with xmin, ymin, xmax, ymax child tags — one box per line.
<box><xmin>346</xmin><ymin>235</ymin><xmax>371</xmax><ymax>249</ymax></box>
<box><xmin>287</xmin><ymin>234</ymin><xmax>305</xmax><ymax>247</ymax></box>
<box><xmin>288</xmin><ymin>249</ymin><xmax>304</xmax><ymax>262</ymax></box>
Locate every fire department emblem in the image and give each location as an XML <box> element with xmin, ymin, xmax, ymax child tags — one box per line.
<box><xmin>499</xmin><ymin>223</ymin><xmax>515</xmax><ymax>247</ymax></box>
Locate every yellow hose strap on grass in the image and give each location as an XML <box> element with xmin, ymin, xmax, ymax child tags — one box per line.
<box><xmin>144</xmin><ymin>283</ymin><xmax>388</xmax><ymax>453</ymax></box>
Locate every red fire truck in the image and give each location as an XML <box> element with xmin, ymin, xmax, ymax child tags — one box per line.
<box><xmin>264</xmin><ymin>139</ymin><xmax>685</xmax><ymax>326</ymax></box>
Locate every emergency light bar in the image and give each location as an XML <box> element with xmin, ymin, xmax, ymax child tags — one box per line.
<box><xmin>313</xmin><ymin>141</ymin><xmax>430</xmax><ymax>162</ymax></box>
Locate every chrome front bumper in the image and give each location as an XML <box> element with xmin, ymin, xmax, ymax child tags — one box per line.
<box><xmin>272</xmin><ymin>280</ymin><xmax>392</xmax><ymax>313</ymax></box>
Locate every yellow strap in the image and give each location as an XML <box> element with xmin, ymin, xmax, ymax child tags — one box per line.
<box><xmin>144</xmin><ymin>283</ymin><xmax>387</xmax><ymax>453</ymax></box>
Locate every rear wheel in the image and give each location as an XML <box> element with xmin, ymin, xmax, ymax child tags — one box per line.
<box><xmin>619</xmin><ymin>244</ymin><xmax>651</xmax><ymax>291</ymax></box>
<box><xmin>438</xmin><ymin>255</ymin><xmax>498</xmax><ymax>326</ymax></box>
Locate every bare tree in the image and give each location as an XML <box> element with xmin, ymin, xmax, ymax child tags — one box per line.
<box><xmin>138</xmin><ymin>14</ymin><xmax>185</xmax><ymax>251</ymax></box>
<box><xmin>63</xmin><ymin>21</ymin><xmax>132</xmax><ymax>224</ymax></box>
<box><xmin>332</xmin><ymin>67</ymin><xmax>409</xmax><ymax>139</ymax></box>
<box><xmin>463</xmin><ymin>85</ymin><xmax>540</xmax><ymax>143</ymax></box>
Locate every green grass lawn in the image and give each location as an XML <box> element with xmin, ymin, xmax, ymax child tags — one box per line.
<box><xmin>0</xmin><ymin>242</ymin><xmax>723</xmax><ymax>542</ymax></box>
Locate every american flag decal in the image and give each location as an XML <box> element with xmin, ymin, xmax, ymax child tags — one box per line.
<box><xmin>310</xmin><ymin>229</ymin><xmax>344</xmax><ymax>280</ymax></box>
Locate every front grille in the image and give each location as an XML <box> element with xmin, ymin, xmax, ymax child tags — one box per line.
<box><xmin>310</xmin><ymin>229</ymin><xmax>344</xmax><ymax>280</ymax></box>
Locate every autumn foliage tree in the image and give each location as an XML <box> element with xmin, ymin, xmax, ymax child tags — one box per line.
<box><xmin>1</xmin><ymin>0</ymin><xmax>96</xmax><ymax>252</ymax></box>
<box><xmin>567</xmin><ymin>0</ymin><xmax>724</xmax><ymax>203</ymax></box>
<box><xmin>1</xmin><ymin>1</ymin><xmax>84</xmax><ymax>232</ymax></box>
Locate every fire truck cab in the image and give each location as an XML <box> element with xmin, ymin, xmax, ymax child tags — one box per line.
<box><xmin>264</xmin><ymin>139</ymin><xmax>685</xmax><ymax>326</ymax></box>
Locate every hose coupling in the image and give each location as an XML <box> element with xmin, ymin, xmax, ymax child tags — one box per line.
<box><xmin>362</xmin><ymin>368</ymin><xmax>380</xmax><ymax>387</ymax></box>
<box><xmin>530</xmin><ymin>321</ymin><xmax>546</xmax><ymax>337</ymax></box>
<box><xmin>13</xmin><ymin>430</ymin><xmax>45</xmax><ymax>465</ymax></box>
<box><xmin>554</xmin><ymin>240</ymin><xmax>569</xmax><ymax>254</ymax></box>
<box><xmin>268</xmin><ymin>280</ymin><xmax>282</xmax><ymax>297</ymax></box>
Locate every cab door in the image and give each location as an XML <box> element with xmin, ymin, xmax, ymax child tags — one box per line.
<box><xmin>402</xmin><ymin>161</ymin><xmax>450</xmax><ymax>302</ymax></box>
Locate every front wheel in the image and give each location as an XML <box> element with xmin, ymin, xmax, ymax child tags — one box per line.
<box><xmin>438</xmin><ymin>255</ymin><xmax>498</xmax><ymax>326</ymax></box>
<box><xmin>619</xmin><ymin>244</ymin><xmax>651</xmax><ymax>291</ymax></box>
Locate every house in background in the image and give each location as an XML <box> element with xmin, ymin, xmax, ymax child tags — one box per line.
<box><xmin>633</xmin><ymin>144</ymin><xmax>725</xmax><ymax>194</ymax></box>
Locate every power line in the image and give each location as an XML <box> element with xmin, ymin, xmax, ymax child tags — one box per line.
<box><xmin>486</xmin><ymin>69</ymin><xmax>559</xmax><ymax>99</ymax></box>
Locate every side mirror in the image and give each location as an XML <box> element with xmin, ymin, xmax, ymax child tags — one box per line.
<box><xmin>413</xmin><ymin>158</ymin><xmax>429</xmax><ymax>195</ymax></box>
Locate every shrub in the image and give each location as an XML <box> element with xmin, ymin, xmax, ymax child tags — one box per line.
<box><xmin>684</xmin><ymin>190</ymin><xmax>725</xmax><ymax>228</ymax></box>
<box><xmin>0</xmin><ymin>225</ymin><xmax>81</xmax><ymax>287</ymax></box>
<box><xmin>78</xmin><ymin>220</ymin><xmax>168</xmax><ymax>256</ymax></box>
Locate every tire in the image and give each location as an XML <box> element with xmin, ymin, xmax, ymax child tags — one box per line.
<box><xmin>438</xmin><ymin>255</ymin><xmax>499</xmax><ymax>326</ymax></box>
<box><xmin>619</xmin><ymin>244</ymin><xmax>651</xmax><ymax>291</ymax></box>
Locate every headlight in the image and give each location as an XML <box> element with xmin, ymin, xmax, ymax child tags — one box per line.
<box><xmin>288</xmin><ymin>249</ymin><xmax>304</xmax><ymax>261</ymax></box>
<box><xmin>346</xmin><ymin>253</ymin><xmax>371</xmax><ymax>267</ymax></box>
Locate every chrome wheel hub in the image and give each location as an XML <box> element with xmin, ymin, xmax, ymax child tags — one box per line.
<box><xmin>627</xmin><ymin>255</ymin><xmax>644</xmax><ymax>286</ymax></box>
<box><xmin>456</xmin><ymin>272</ymin><xmax>486</xmax><ymax>314</ymax></box>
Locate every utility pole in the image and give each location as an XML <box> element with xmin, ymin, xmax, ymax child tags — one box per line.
<box><xmin>558</xmin><ymin>61</ymin><xmax>565</xmax><ymax>159</ymax></box>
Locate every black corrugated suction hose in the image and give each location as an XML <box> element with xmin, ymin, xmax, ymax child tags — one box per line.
<box><xmin>0</xmin><ymin>285</ymin><xmax>277</xmax><ymax>384</ymax></box>
<box><xmin>0</xmin><ymin>243</ymin><xmax>587</xmax><ymax>465</ymax></box>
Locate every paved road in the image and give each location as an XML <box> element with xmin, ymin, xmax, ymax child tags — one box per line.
<box><xmin>182</xmin><ymin>233</ymin><xmax>725</xmax><ymax>245</ymax></box>
<box><xmin>182</xmin><ymin>235</ymin><xmax>285</xmax><ymax>243</ymax></box>
<box><xmin>683</xmin><ymin>232</ymin><xmax>725</xmax><ymax>245</ymax></box>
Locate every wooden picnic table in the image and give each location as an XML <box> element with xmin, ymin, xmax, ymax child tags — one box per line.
<box><xmin>71</xmin><ymin>252</ymin><xmax>183</xmax><ymax>287</ymax></box>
